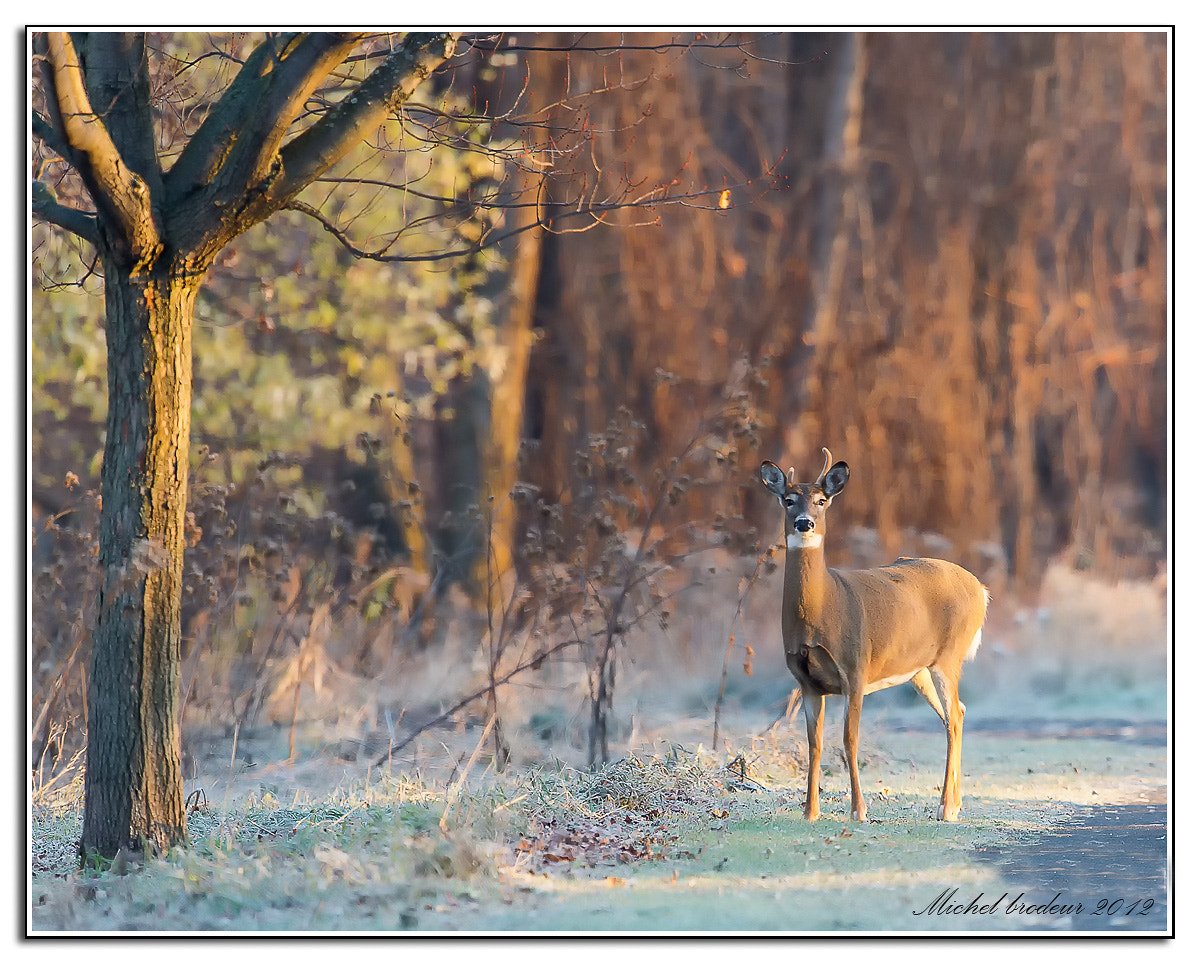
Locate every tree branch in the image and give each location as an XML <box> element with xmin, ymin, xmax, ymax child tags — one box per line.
<box><xmin>32</xmin><ymin>180</ymin><xmax>99</xmax><ymax>245</ymax></box>
<box><xmin>169</xmin><ymin>33</ymin><xmax>457</xmax><ymax>259</ymax></box>
<box><xmin>32</xmin><ymin>109</ymin><xmax>72</xmax><ymax>164</ymax></box>
<box><xmin>41</xmin><ymin>32</ymin><xmax>160</xmax><ymax>263</ymax></box>
<box><xmin>218</xmin><ymin>33</ymin><xmax>367</xmax><ymax>199</ymax></box>
<box><xmin>79</xmin><ymin>34</ymin><xmax>163</xmax><ymax>197</ymax></box>
<box><xmin>286</xmin><ymin>170</ymin><xmax>771</xmax><ymax>263</ymax></box>
<box><xmin>272</xmin><ymin>33</ymin><xmax>460</xmax><ymax>202</ymax></box>
<box><xmin>165</xmin><ymin>35</ymin><xmax>295</xmax><ymax>204</ymax></box>
<box><xmin>371</xmin><ymin>634</ymin><xmax>583</xmax><ymax>766</ymax></box>
<box><xmin>165</xmin><ymin>33</ymin><xmax>366</xmax><ymax>249</ymax></box>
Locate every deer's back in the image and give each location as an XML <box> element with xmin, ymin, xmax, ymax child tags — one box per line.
<box><xmin>836</xmin><ymin>557</ymin><xmax>987</xmax><ymax>665</ymax></box>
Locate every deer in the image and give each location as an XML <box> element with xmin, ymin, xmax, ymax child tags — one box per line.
<box><xmin>760</xmin><ymin>448</ymin><xmax>989</xmax><ymax>823</ymax></box>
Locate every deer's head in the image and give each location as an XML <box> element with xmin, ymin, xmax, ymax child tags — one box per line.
<box><xmin>760</xmin><ymin>448</ymin><xmax>849</xmax><ymax>550</ymax></box>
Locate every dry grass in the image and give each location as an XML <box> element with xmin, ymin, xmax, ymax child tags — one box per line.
<box><xmin>1036</xmin><ymin>561</ymin><xmax>1169</xmax><ymax>653</ymax></box>
<box><xmin>972</xmin><ymin>561</ymin><xmax>1169</xmax><ymax>719</ymax></box>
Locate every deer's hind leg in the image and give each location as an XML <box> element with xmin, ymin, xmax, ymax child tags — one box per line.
<box><xmin>910</xmin><ymin>667</ymin><xmax>946</xmax><ymax>723</ymax></box>
<box><xmin>843</xmin><ymin>688</ymin><xmax>868</xmax><ymax>822</ymax></box>
<box><xmin>930</xmin><ymin>666</ymin><xmax>965</xmax><ymax>821</ymax></box>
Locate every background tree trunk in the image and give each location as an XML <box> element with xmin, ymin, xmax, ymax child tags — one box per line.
<box><xmin>81</xmin><ymin>258</ymin><xmax>199</xmax><ymax>857</ymax></box>
<box><xmin>473</xmin><ymin>197</ymin><xmax>545</xmax><ymax>591</ymax></box>
<box><xmin>433</xmin><ymin>370</ymin><xmax>490</xmax><ymax>588</ymax></box>
<box><xmin>433</xmin><ymin>39</ymin><xmax>560</xmax><ymax>597</ymax></box>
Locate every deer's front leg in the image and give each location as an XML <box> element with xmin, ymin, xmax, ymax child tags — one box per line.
<box><xmin>802</xmin><ymin>691</ymin><xmax>824</xmax><ymax>820</ymax></box>
<box><xmin>844</xmin><ymin>689</ymin><xmax>867</xmax><ymax>821</ymax></box>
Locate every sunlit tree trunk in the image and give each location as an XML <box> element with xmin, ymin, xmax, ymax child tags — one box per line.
<box><xmin>82</xmin><ymin>258</ymin><xmax>201</xmax><ymax>856</ymax></box>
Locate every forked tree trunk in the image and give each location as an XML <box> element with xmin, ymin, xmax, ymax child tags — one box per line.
<box><xmin>80</xmin><ymin>257</ymin><xmax>200</xmax><ymax>857</ymax></box>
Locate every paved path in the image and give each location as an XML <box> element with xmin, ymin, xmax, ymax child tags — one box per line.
<box><xmin>976</xmin><ymin>802</ymin><xmax>1169</xmax><ymax>933</ymax></box>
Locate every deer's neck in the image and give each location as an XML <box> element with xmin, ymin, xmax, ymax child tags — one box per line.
<box><xmin>783</xmin><ymin>544</ymin><xmax>835</xmax><ymax>635</ymax></box>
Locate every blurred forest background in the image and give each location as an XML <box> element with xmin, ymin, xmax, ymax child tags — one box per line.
<box><xmin>31</xmin><ymin>32</ymin><xmax>1168</xmax><ymax>774</ymax></box>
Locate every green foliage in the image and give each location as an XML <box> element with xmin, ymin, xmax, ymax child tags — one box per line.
<box><xmin>30</xmin><ymin>228</ymin><xmax>108</xmax><ymax>496</ymax></box>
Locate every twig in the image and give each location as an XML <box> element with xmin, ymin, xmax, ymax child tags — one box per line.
<box><xmin>371</xmin><ymin>636</ymin><xmax>582</xmax><ymax>766</ymax></box>
<box><xmin>440</xmin><ymin>713</ymin><xmax>496</xmax><ymax>831</ymax></box>
<box><xmin>761</xmin><ymin>687</ymin><xmax>803</xmax><ymax>735</ymax></box>
<box><xmin>712</xmin><ymin>544</ymin><xmax>775</xmax><ymax>750</ymax></box>
<box><xmin>32</xmin><ymin>629</ymin><xmax>84</xmax><ymax>766</ymax></box>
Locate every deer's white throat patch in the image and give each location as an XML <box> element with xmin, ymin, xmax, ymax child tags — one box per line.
<box><xmin>787</xmin><ymin>530</ymin><xmax>823</xmax><ymax>550</ymax></box>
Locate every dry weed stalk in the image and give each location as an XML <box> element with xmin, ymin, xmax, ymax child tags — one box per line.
<box><xmin>711</xmin><ymin>542</ymin><xmax>778</xmax><ymax>750</ymax></box>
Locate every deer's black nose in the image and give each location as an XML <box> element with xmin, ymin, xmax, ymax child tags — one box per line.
<box><xmin>795</xmin><ymin>518</ymin><xmax>814</xmax><ymax>532</ymax></box>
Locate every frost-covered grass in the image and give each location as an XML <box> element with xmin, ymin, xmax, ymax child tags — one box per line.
<box><xmin>28</xmin><ymin>561</ymin><xmax>1169</xmax><ymax>933</ymax></box>
<box><xmin>29</xmin><ymin>720</ymin><xmax>1168</xmax><ymax>934</ymax></box>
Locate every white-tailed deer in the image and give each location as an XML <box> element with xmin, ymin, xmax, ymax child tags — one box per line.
<box><xmin>760</xmin><ymin>449</ymin><xmax>988</xmax><ymax>822</ymax></box>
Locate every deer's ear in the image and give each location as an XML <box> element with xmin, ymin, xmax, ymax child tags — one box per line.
<box><xmin>760</xmin><ymin>460</ymin><xmax>788</xmax><ymax>496</ymax></box>
<box><xmin>823</xmin><ymin>461</ymin><xmax>849</xmax><ymax>498</ymax></box>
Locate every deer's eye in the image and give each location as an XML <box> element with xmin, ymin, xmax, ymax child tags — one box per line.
<box><xmin>815</xmin><ymin>497</ymin><xmax>827</xmax><ymax>507</ymax></box>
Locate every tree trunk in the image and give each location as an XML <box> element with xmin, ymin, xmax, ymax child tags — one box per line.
<box><xmin>791</xmin><ymin>33</ymin><xmax>868</xmax><ymax>457</ymax></box>
<box><xmin>80</xmin><ymin>257</ymin><xmax>199</xmax><ymax>859</ymax></box>
<box><xmin>434</xmin><ymin>369</ymin><xmax>491</xmax><ymax>590</ymax></box>
<box><xmin>473</xmin><ymin>199</ymin><xmax>545</xmax><ymax>591</ymax></box>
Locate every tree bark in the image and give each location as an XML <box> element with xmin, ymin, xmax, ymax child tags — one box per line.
<box><xmin>81</xmin><ymin>256</ymin><xmax>200</xmax><ymax>857</ymax></box>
